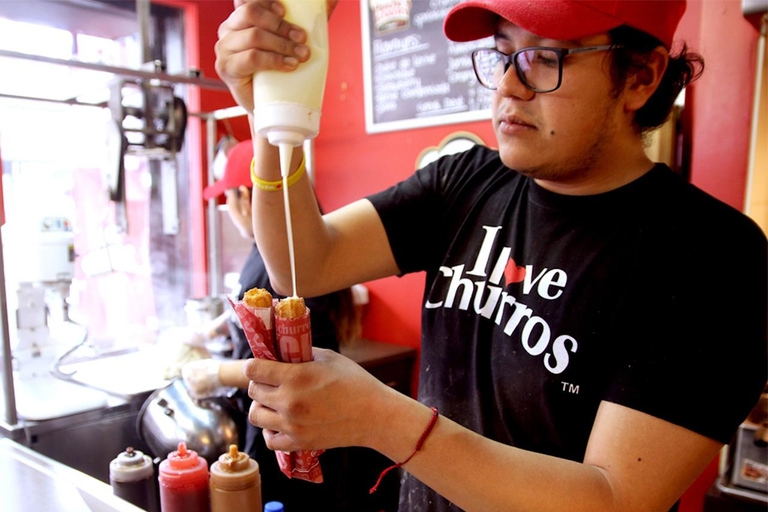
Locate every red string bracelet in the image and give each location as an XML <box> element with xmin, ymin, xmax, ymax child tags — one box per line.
<box><xmin>369</xmin><ymin>407</ymin><xmax>439</xmax><ymax>494</ymax></box>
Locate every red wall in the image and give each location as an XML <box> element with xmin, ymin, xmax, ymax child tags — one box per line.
<box><xmin>677</xmin><ymin>0</ymin><xmax>760</xmax><ymax>210</ymax></box>
<box><xmin>317</xmin><ymin>0</ymin><xmax>496</xmax><ymax>349</ymax></box>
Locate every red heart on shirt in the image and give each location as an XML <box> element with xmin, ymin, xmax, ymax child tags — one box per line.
<box><xmin>504</xmin><ymin>258</ymin><xmax>526</xmax><ymax>284</ymax></box>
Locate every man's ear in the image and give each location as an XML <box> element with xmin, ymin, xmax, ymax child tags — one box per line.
<box><xmin>625</xmin><ymin>46</ymin><xmax>669</xmax><ymax>112</ymax></box>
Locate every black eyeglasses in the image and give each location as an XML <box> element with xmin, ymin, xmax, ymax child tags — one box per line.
<box><xmin>471</xmin><ymin>45</ymin><xmax>619</xmax><ymax>93</ymax></box>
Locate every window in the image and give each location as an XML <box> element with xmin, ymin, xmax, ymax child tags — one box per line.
<box><xmin>0</xmin><ymin>2</ymin><xmax>192</xmax><ymax>358</ymax></box>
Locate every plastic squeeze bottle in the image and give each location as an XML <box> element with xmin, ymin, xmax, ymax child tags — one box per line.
<box><xmin>109</xmin><ymin>446</ymin><xmax>160</xmax><ymax>512</ymax></box>
<box><xmin>209</xmin><ymin>445</ymin><xmax>261</xmax><ymax>512</ymax></box>
<box><xmin>252</xmin><ymin>0</ymin><xmax>329</xmax><ymax>149</ymax></box>
<box><xmin>252</xmin><ymin>0</ymin><xmax>329</xmax><ymax>298</ymax></box>
<box><xmin>158</xmin><ymin>442</ymin><xmax>210</xmax><ymax>512</ymax></box>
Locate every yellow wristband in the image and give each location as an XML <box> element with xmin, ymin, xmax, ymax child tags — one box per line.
<box><xmin>250</xmin><ymin>155</ymin><xmax>306</xmax><ymax>191</ymax></box>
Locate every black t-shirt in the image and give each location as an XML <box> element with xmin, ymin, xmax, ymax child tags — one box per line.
<box><xmin>368</xmin><ymin>145</ymin><xmax>767</xmax><ymax>512</ymax></box>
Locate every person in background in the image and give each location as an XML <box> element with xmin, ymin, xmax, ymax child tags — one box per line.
<box><xmin>214</xmin><ymin>1</ymin><xmax>767</xmax><ymax>512</ymax></box>
<box><xmin>182</xmin><ymin>140</ymin><xmax>395</xmax><ymax>512</ymax></box>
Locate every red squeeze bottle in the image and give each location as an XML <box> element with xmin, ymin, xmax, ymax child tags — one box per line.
<box><xmin>158</xmin><ymin>442</ymin><xmax>211</xmax><ymax>512</ymax></box>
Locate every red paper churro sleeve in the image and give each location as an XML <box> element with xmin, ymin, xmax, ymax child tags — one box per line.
<box><xmin>228</xmin><ymin>297</ymin><xmax>277</xmax><ymax>361</ymax></box>
<box><xmin>274</xmin><ymin>307</ymin><xmax>324</xmax><ymax>483</ymax></box>
<box><xmin>276</xmin><ymin>308</ymin><xmax>313</xmax><ymax>363</ymax></box>
<box><xmin>228</xmin><ymin>296</ymin><xmax>324</xmax><ymax>484</ymax></box>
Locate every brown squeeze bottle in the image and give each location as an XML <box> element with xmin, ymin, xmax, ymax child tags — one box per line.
<box><xmin>158</xmin><ymin>442</ymin><xmax>210</xmax><ymax>512</ymax></box>
<box><xmin>209</xmin><ymin>445</ymin><xmax>262</xmax><ymax>512</ymax></box>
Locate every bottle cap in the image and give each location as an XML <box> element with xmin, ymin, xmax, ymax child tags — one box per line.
<box><xmin>167</xmin><ymin>442</ymin><xmax>201</xmax><ymax>470</ymax></box>
<box><xmin>220</xmin><ymin>444</ymin><xmax>250</xmax><ymax>472</ymax></box>
<box><xmin>109</xmin><ymin>447</ymin><xmax>154</xmax><ymax>482</ymax></box>
<box><xmin>210</xmin><ymin>445</ymin><xmax>260</xmax><ymax>492</ymax></box>
<box><xmin>264</xmin><ymin>502</ymin><xmax>284</xmax><ymax>512</ymax></box>
<box><xmin>254</xmin><ymin>102</ymin><xmax>321</xmax><ymax>148</ymax></box>
<box><xmin>158</xmin><ymin>442</ymin><xmax>209</xmax><ymax>489</ymax></box>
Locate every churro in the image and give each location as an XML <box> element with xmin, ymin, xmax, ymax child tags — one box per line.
<box><xmin>275</xmin><ymin>297</ymin><xmax>307</xmax><ymax>319</ymax></box>
<box><xmin>243</xmin><ymin>288</ymin><xmax>273</xmax><ymax>308</ymax></box>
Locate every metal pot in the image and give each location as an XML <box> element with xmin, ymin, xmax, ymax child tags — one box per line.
<box><xmin>137</xmin><ymin>378</ymin><xmax>238</xmax><ymax>464</ymax></box>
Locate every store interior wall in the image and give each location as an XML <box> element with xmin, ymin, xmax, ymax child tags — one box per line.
<box><xmin>680</xmin><ymin>0</ymin><xmax>762</xmax><ymax>210</ymax></box>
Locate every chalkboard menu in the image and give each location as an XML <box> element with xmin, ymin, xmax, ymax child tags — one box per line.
<box><xmin>361</xmin><ymin>0</ymin><xmax>494</xmax><ymax>133</ymax></box>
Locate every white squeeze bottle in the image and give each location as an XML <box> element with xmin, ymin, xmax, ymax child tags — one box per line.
<box><xmin>252</xmin><ymin>0</ymin><xmax>329</xmax><ymax>297</ymax></box>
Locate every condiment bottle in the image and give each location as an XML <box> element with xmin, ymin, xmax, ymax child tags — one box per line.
<box><xmin>210</xmin><ymin>444</ymin><xmax>261</xmax><ymax>512</ymax></box>
<box><xmin>252</xmin><ymin>0</ymin><xmax>329</xmax><ymax>148</ymax></box>
<box><xmin>109</xmin><ymin>447</ymin><xmax>159</xmax><ymax>512</ymax></box>
<box><xmin>158</xmin><ymin>442</ymin><xmax>210</xmax><ymax>512</ymax></box>
<box><xmin>264</xmin><ymin>502</ymin><xmax>285</xmax><ymax>512</ymax></box>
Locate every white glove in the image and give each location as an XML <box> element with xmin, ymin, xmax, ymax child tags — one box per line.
<box><xmin>181</xmin><ymin>359</ymin><xmax>223</xmax><ymax>399</ymax></box>
<box><xmin>181</xmin><ymin>327</ymin><xmax>210</xmax><ymax>348</ymax></box>
<box><xmin>158</xmin><ymin>325</ymin><xmax>211</xmax><ymax>348</ymax></box>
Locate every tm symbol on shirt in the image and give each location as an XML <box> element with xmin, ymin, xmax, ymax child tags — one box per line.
<box><xmin>561</xmin><ymin>382</ymin><xmax>580</xmax><ymax>394</ymax></box>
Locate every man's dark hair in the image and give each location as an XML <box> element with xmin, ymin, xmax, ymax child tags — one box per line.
<box><xmin>608</xmin><ymin>25</ymin><xmax>704</xmax><ymax>135</ymax></box>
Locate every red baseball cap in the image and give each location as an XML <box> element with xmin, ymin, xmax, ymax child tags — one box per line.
<box><xmin>444</xmin><ymin>0</ymin><xmax>686</xmax><ymax>49</ymax></box>
<box><xmin>203</xmin><ymin>139</ymin><xmax>253</xmax><ymax>200</ymax></box>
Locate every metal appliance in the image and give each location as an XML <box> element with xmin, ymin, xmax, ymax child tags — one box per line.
<box><xmin>714</xmin><ymin>390</ymin><xmax>768</xmax><ymax>505</ymax></box>
<box><xmin>137</xmin><ymin>378</ymin><xmax>238</xmax><ymax>465</ymax></box>
<box><xmin>2</xmin><ymin>218</ymin><xmax>76</xmax><ymax>374</ymax></box>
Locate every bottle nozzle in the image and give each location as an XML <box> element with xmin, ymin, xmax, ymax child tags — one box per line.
<box><xmin>279</xmin><ymin>143</ymin><xmax>294</xmax><ymax>179</ymax></box>
<box><xmin>218</xmin><ymin>443</ymin><xmax>249</xmax><ymax>472</ymax></box>
<box><xmin>167</xmin><ymin>442</ymin><xmax>203</xmax><ymax>471</ymax></box>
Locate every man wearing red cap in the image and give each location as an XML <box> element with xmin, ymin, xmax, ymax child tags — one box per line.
<box><xmin>215</xmin><ymin>2</ymin><xmax>766</xmax><ymax>512</ymax></box>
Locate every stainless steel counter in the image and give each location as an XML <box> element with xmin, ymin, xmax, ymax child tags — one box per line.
<box><xmin>12</xmin><ymin>393</ymin><xmax>155</xmax><ymax>483</ymax></box>
<box><xmin>0</xmin><ymin>344</ymin><xmax>173</xmax><ymax>483</ymax></box>
<box><xmin>0</xmin><ymin>437</ymin><xmax>145</xmax><ymax>512</ymax></box>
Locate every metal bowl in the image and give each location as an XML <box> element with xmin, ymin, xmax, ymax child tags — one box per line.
<box><xmin>137</xmin><ymin>378</ymin><xmax>238</xmax><ymax>464</ymax></box>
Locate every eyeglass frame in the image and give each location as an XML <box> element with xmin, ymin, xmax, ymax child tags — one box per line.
<box><xmin>471</xmin><ymin>45</ymin><xmax>621</xmax><ymax>93</ymax></box>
